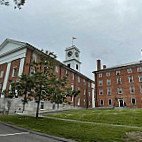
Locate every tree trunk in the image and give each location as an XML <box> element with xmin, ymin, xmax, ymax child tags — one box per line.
<box><xmin>36</xmin><ymin>89</ymin><xmax>41</xmax><ymax>118</ymax></box>
<box><xmin>22</xmin><ymin>102</ymin><xmax>25</xmax><ymax>113</ymax></box>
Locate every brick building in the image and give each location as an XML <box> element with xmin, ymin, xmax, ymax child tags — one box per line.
<box><xmin>0</xmin><ymin>39</ymin><xmax>94</xmax><ymax>110</ymax></box>
<box><xmin>93</xmin><ymin>59</ymin><xmax>142</xmax><ymax>108</ymax></box>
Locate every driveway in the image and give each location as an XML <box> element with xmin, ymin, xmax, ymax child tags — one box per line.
<box><xmin>0</xmin><ymin>122</ymin><xmax>74</xmax><ymax>142</ymax></box>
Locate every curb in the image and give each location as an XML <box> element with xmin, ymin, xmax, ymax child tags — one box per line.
<box><xmin>0</xmin><ymin>121</ymin><xmax>76</xmax><ymax>142</ymax></box>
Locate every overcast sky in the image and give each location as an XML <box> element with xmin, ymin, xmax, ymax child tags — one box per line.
<box><xmin>1</xmin><ymin>0</ymin><xmax>142</xmax><ymax>80</ymax></box>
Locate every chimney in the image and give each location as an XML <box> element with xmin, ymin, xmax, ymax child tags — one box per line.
<box><xmin>97</xmin><ymin>59</ymin><xmax>101</xmax><ymax>71</ymax></box>
<box><xmin>103</xmin><ymin>65</ymin><xmax>106</xmax><ymax>69</ymax></box>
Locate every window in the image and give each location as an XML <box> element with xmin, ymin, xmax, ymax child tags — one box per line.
<box><xmin>71</xmin><ymin>73</ymin><xmax>74</xmax><ymax>80</ymax></box>
<box><xmin>99</xmin><ymin>89</ymin><xmax>103</xmax><ymax>95</ymax></box>
<box><xmin>32</xmin><ymin>53</ymin><xmax>37</xmax><ymax>62</ymax></box>
<box><xmin>83</xmin><ymin>89</ymin><xmax>86</xmax><ymax>95</ymax></box>
<box><xmin>88</xmin><ymin>82</ymin><xmax>91</xmax><ymax>87</ymax></box>
<box><xmin>107</xmin><ymin>88</ymin><xmax>111</xmax><ymax>95</ymax></box>
<box><xmin>137</xmin><ymin>67</ymin><xmax>142</xmax><ymax>72</ymax></box>
<box><xmin>100</xmin><ymin>99</ymin><xmax>104</xmax><ymax>106</ymax></box>
<box><xmin>78</xmin><ymin>76</ymin><xmax>80</xmax><ymax>83</ymax></box>
<box><xmin>12</xmin><ymin>67</ymin><xmax>17</xmax><ymax>77</ymax></box>
<box><xmin>138</xmin><ymin>75</ymin><xmax>142</xmax><ymax>82</ymax></box>
<box><xmin>30</xmin><ymin>67</ymin><xmax>35</xmax><ymax>76</ymax></box>
<box><xmin>140</xmin><ymin>85</ymin><xmax>142</xmax><ymax>93</ymax></box>
<box><xmin>55</xmin><ymin>65</ymin><xmax>58</xmax><ymax>73</ymax></box>
<box><xmin>40</xmin><ymin>102</ymin><xmax>44</xmax><ymax>110</ymax></box>
<box><xmin>64</xmin><ymin>69</ymin><xmax>67</xmax><ymax>75</ymax></box>
<box><xmin>83</xmin><ymin>79</ymin><xmax>86</xmax><ymax>85</ymax></box>
<box><xmin>78</xmin><ymin>87</ymin><xmax>80</xmax><ymax>91</ymax></box>
<box><xmin>0</xmin><ymin>83</ymin><xmax>2</xmax><ymax>89</ymax></box>
<box><xmin>116</xmin><ymin>71</ymin><xmax>120</xmax><ymax>75</ymax></box>
<box><xmin>118</xmin><ymin>88</ymin><xmax>122</xmax><ymax>94</ymax></box>
<box><xmin>99</xmin><ymin>73</ymin><xmax>102</xmax><ymax>78</ymax></box>
<box><xmin>131</xmin><ymin>98</ymin><xmax>136</xmax><ymax>105</ymax></box>
<box><xmin>76</xmin><ymin>64</ymin><xmax>78</xmax><ymax>70</ymax></box>
<box><xmin>71</xmin><ymin>84</ymin><xmax>74</xmax><ymax>91</ymax></box>
<box><xmin>107</xmin><ymin>79</ymin><xmax>111</xmax><ymax>86</ymax></box>
<box><xmin>130</xmin><ymin>86</ymin><xmax>135</xmax><ymax>94</ymax></box>
<box><xmin>88</xmin><ymin>92</ymin><xmax>91</xmax><ymax>97</ymax></box>
<box><xmin>117</xmin><ymin>78</ymin><xmax>121</xmax><ymax>84</ymax></box>
<box><xmin>89</xmin><ymin>100</ymin><xmax>91</xmax><ymax>106</ymax></box>
<box><xmin>71</xmin><ymin>96</ymin><xmax>74</xmax><ymax>102</ymax></box>
<box><xmin>67</xmin><ymin>64</ymin><xmax>70</xmax><ymax>68</ymax></box>
<box><xmin>0</xmin><ymin>71</ymin><xmax>4</xmax><ymax>78</ymax></box>
<box><xmin>83</xmin><ymin>98</ymin><xmax>86</xmax><ymax>104</ymax></box>
<box><xmin>129</xmin><ymin>76</ymin><xmax>133</xmax><ymax>83</ymax></box>
<box><xmin>106</xmin><ymin>72</ymin><xmax>110</xmax><ymax>77</ymax></box>
<box><xmin>108</xmin><ymin>99</ymin><xmax>112</xmax><ymax>105</ymax></box>
<box><xmin>99</xmin><ymin>80</ymin><xmax>103</xmax><ymax>86</ymax></box>
<box><xmin>127</xmin><ymin>68</ymin><xmax>132</xmax><ymax>73</ymax></box>
<box><xmin>77</xmin><ymin>97</ymin><xmax>80</xmax><ymax>106</ymax></box>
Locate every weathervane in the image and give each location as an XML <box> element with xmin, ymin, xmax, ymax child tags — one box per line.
<box><xmin>72</xmin><ymin>37</ymin><xmax>77</xmax><ymax>46</ymax></box>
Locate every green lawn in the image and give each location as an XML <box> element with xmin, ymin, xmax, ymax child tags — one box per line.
<box><xmin>46</xmin><ymin>109</ymin><xmax>142</xmax><ymax>127</ymax></box>
<box><xmin>0</xmin><ymin>115</ymin><xmax>138</xmax><ymax>142</ymax></box>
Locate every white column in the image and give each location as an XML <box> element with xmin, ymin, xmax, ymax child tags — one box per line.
<box><xmin>92</xmin><ymin>83</ymin><xmax>95</xmax><ymax>108</ymax></box>
<box><xmin>18</xmin><ymin>58</ymin><xmax>25</xmax><ymax>76</ymax></box>
<box><xmin>1</xmin><ymin>62</ymin><xmax>11</xmax><ymax>98</ymax></box>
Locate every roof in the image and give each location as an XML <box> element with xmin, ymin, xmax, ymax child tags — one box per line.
<box><xmin>93</xmin><ymin>60</ymin><xmax>142</xmax><ymax>73</ymax></box>
<box><xmin>1</xmin><ymin>38</ymin><xmax>94</xmax><ymax>83</ymax></box>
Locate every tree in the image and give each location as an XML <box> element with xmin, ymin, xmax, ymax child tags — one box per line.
<box><xmin>0</xmin><ymin>0</ymin><xmax>25</xmax><ymax>9</ymax></box>
<box><xmin>9</xmin><ymin>51</ymin><xmax>75</xmax><ymax>118</ymax></box>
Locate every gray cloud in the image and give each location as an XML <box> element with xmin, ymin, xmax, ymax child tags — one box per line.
<box><xmin>1</xmin><ymin>0</ymin><xmax>142</xmax><ymax>79</ymax></box>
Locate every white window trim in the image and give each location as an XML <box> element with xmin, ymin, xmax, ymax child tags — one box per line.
<box><xmin>99</xmin><ymin>73</ymin><xmax>102</xmax><ymax>78</ymax></box>
<box><xmin>138</xmin><ymin>75</ymin><xmax>142</xmax><ymax>82</ymax></box>
<box><xmin>108</xmin><ymin>99</ymin><xmax>112</xmax><ymax>106</ymax></box>
<box><xmin>130</xmin><ymin>86</ymin><xmax>135</xmax><ymax>94</ymax></box>
<box><xmin>137</xmin><ymin>67</ymin><xmax>142</xmax><ymax>72</ymax></box>
<box><xmin>100</xmin><ymin>99</ymin><xmax>104</xmax><ymax>106</ymax></box>
<box><xmin>107</xmin><ymin>88</ymin><xmax>111</xmax><ymax>95</ymax></box>
<box><xmin>127</xmin><ymin>68</ymin><xmax>132</xmax><ymax>73</ymax></box>
<box><xmin>107</xmin><ymin>79</ymin><xmax>111</xmax><ymax>86</ymax></box>
<box><xmin>106</xmin><ymin>72</ymin><xmax>110</xmax><ymax>77</ymax></box>
<box><xmin>12</xmin><ymin>66</ymin><xmax>17</xmax><ymax>77</ymax></box>
<box><xmin>99</xmin><ymin>89</ymin><xmax>103</xmax><ymax>95</ymax></box>
<box><xmin>131</xmin><ymin>98</ymin><xmax>136</xmax><ymax>105</ymax></box>
<box><xmin>118</xmin><ymin>88</ymin><xmax>122</xmax><ymax>94</ymax></box>
<box><xmin>99</xmin><ymin>80</ymin><xmax>103</xmax><ymax>86</ymax></box>
<box><xmin>0</xmin><ymin>71</ymin><xmax>4</xmax><ymax>78</ymax></box>
<box><xmin>117</xmin><ymin>78</ymin><xmax>121</xmax><ymax>84</ymax></box>
<box><xmin>116</xmin><ymin>71</ymin><xmax>120</xmax><ymax>75</ymax></box>
<box><xmin>129</xmin><ymin>76</ymin><xmax>133</xmax><ymax>83</ymax></box>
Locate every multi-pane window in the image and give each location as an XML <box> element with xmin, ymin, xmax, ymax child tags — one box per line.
<box><xmin>32</xmin><ymin>53</ymin><xmax>37</xmax><ymax>62</ymax></box>
<box><xmin>107</xmin><ymin>79</ymin><xmax>111</xmax><ymax>86</ymax></box>
<box><xmin>137</xmin><ymin>67</ymin><xmax>142</xmax><ymax>72</ymax></box>
<box><xmin>83</xmin><ymin>89</ymin><xmax>86</xmax><ymax>95</ymax></box>
<box><xmin>140</xmin><ymin>85</ymin><xmax>142</xmax><ymax>93</ymax></box>
<box><xmin>40</xmin><ymin>102</ymin><xmax>44</xmax><ymax>110</ymax></box>
<box><xmin>12</xmin><ymin>67</ymin><xmax>17</xmax><ymax>77</ymax></box>
<box><xmin>129</xmin><ymin>76</ymin><xmax>133</xmax><ymax>83</ymax></box>
<box><xmin>83</xmin><ymin>79</ymin><xmax>86</xmax><ymax>85</ymax></box>
<box><xmin>83</xmin><ymin>98</ymin><xmax>86</xmax><ymax>104</ymax></box>
<box><xmin>131</xmin><ymin>98</ymin><xmax>136</xmax><ymax>105</ymax></box>
<box><xmin>78</xmin><ymin>76</ymin><xmax>80</xmax><ymax>83</ymax></box>
<box><xmin>127</xmin><ymin>68</ymin><xmax>132</xmax><ymax>73</ymax></box>
<box><xmin>108</xmin><ymin>99</ymin><xmax>112</xmax><ymax>105</ymax></box>
<box><xmin>100</xmin><ymin>99</ymin><xmax>104</xmax><ymax>106</ymax></box>
<box><xmin>116</xmin><ymin>71</ymin><xmax>120</xmax><ymax>75</ymax></box>
<box><xmin>117</xmin><ymin>78</ymin><xmax>121</xmax><ymax>84</ymax></box>
<box><xmin>99</xmin><ymin>89</ymin><xmax>103</xmax><ymax>95</ymax></box>
<box><xmin>71</xmin><ymin>73</ymin><xmax>74</xmax><ymax>80</ymax></box>
<box><xmin>138</xmin><ymin>75</ymin><xmax>142</xmax><ymax>82</ymax></box>
<box><xmin>71</xmin><ymin>84</ymin><xmax>74</xmax><ymax>91</ymax></box>
<box><xmin>106</xmin><ymin>72</ymin><xmax>110</xmax><ymax>77</ymax></box>
<box><xmin>55</xmin><ymin>65</ymin><xmax>58</xmax><ymax>73</ymax></box>
<box><xmin>64</xmin><ymin>69</ymin><xmax>67</xmax><ymax>75</ymax></box>
<box><xmin>78</xmin><ymin>87</ymin><xmax>80</xmax><ymax>91</ymax></box>
<box><xmin>99</xmin><ymin>80</ymin><xmax>103</xmax><ymax>86</ymax></box>
<box><xmin>88</xmin><ymin>92</ymin><xmax>91</xmax><ymax>97</ymax></box>
<box><xmin>118</xmin><ymin>88</ymin><xmax>122</xmax><ymax>94</ymax></box>
<box><xmin>30</xmin><ymin>67</ymin><xmax>35</xmax><ymax>76</ymax></box>
<box><xmin>0</xmin><ymin>83</ymin><xmax>2</xmax><ymax>89</ymax></box>
<box><xmin>0</xmin><ymin>71</ymin><xmax>4</xmax><ymax>78</ymax></box>
<box><xmin>107</xmin><ymin>88</ymin><xmax>111</xmax><ymax>95</ymax></box>
<box><xmin>99</xmin><ymin>73</ymin><xmax>102</xmax><ymax>78</ymax></box>
<box><xmin>88</xmin><ymin>82</ymin><xmax>90</xmax><ymax>87</ymax></box>
<box><xmin>130</xmin><ymin>86</ymin><xmax>135</xmax><ymax>94</ymax></box>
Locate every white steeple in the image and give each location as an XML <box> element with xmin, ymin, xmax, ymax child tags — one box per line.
<box><xmin>64</xmin><ymin>45</ymin><xmax>81</xmax><ymax>72</ymax></box>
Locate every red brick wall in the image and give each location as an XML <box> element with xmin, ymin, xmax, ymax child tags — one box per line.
<box><xmin>95</xmin><ymin>65</ymin><xmax>142</xmax><ymax>108</ymax></box>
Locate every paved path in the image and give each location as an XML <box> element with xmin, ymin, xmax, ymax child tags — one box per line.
<box><xmin>43</xmin><ymin>116</ymin><xmax>142</xmax><ymax>130</ymax></box>
<box><xmin>0</xmin><ymin>121</ymin><xmax>75</xmax><ymax>142</ymax></box>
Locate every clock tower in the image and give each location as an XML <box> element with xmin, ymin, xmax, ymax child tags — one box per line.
<box><xmin>64</xmin><ymin>45</ymin><xmax>81</xmax><ymax>72</ymax></box>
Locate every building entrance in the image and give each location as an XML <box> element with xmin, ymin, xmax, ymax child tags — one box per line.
<box><xmin>119</xmin><ymin>99</ymin><xmax>124</xmax><ymax>107</ymax></box>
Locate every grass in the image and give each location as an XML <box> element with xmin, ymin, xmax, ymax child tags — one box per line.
<box><xmin>0</xmin><ymin>115</ymin><xmax>138</xmax><ymax>142</ymax></box>
<box><xmin>45</xmin><ymin>109</ymin><xmax>142</xmax><ymax>127</ymax></box>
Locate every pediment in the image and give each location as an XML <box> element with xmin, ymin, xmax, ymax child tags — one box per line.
<box><xmin>0</xmin><ymin>39</ymin><xmax>26</xmax><ymax>56</ymax></box>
